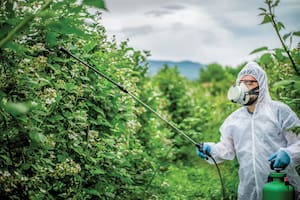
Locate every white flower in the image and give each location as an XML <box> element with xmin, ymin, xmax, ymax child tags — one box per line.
<box><xmin>31</xmin><ymin>101</ymin><xmax>38</xmax><ymax>106</ymax></box>
<box><xmin>3</xmin><ymin>171</ymin><xmax>11</xmax><ymax>177</ymax></box>
<box><xmin>45</xmin><ymin>98</ymin><xmax>56</xmax><ymax>105</ymax></box>
<box><xmin>161</xmin><ymin>181</ymin><xmax>169</xmax><ymax>187</ymax></box>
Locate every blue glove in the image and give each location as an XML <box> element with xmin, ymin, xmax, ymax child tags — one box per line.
<box><xmin>196</xmin><ymin>144</ymin><xmax>211</xmax><ymax>159</ymax></box>
<box><xmin>268</xmin><ymin>150</ymin><xmax>290</xmax><ymax>169</ymax></box>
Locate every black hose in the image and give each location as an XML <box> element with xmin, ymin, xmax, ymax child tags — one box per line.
<box><xmin>207</xmin><ymin>154</ymin><xmax>226</xmax><ymax>200</ymax></box>
<box><xmin>196</xmin><ymin>143</ymin><xmax>226</xmax><ymax>199</ymax></box>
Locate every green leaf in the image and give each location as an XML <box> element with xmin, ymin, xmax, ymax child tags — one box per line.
<box><xmin>82</xmin><ymin>0</ymin><xmax>107</xmax><ymax>10</ymax></box>
<box><xmin>295</xmin><ymin>81</ymin><xmax>300</xmax><ymax>90</ymax></box>
<box><xmin>37</xmin><ymin>10</ymin><xmax>56</xmax><ymax>19</ymax></box>
<box><xmin>64</xmin><ymin>83</ymin><xmax>78</xmax><ymax>94</ymax></box>
<box><xmin>249</xmin><ymin>46</ymin><xmax>268</xmax><ymax>54</ymax></box>
<box><xmin>47</xmin><ymin>114</ymin><xmax>64</xmax><ymax>124</ymax></box>
<box><xmin>260</xmin><ymin>15</ymin><xmax>272</xmax><ymax>25</ymax></box>
<box><xmin>0</xmin><ymin>154</ymin><xmax>12</xmax><ymax>165</ymax></box>
<box><xmin>3</xmin><ymin>102</ymin><xmax>30</xmax><ymax>116</ymax></box>
<box><xmin>275</xmin><ymin>48</ymin><xmax>286</xmax><ymax>61</ymax></box>
<box><xmin>3</xmin><ymin>41</ymin><xmax>25</xmax><ymax>52</ymax></box>
<box><xmin>84</xmin><ymin>41</ymin><xmax>97</xmax><ymax>53</ymax></box>
<box><xmin>258</xmin><ymin>7</ymin><xmax>267</xmax><ymax>12</ymax></box>
<box><xmin>46</xmin><ymin>19</ymin><xmax>85</xmax><ymax>36</ymax></box>
<box><xmin>259</xmin><ymin>53</ymin><xmax>272</xmax><ymax>64</ymax></box>
<box><xmin>71</xmin><ymin>146</ymin><xmax>86</xmax><ymax>156</ymax></box>
<box><xmin>0</xmin><ymin>24</ymin><xmax>12</xmax><ymax>38</ymax></box>
<box><xmin>258</xmin><ymin>13</ymin><xmax>266</xmax><ymax>17</ymax></box>
<box><xmin>83</xmin><ymin>188</ymin><xmax>101</xmax><ymax>197</ymax></box>
<box><xmin>90</xmin><ymin>169</ymin><xmax>105</xmax><ymax>175</ymax></box>
<box><xmin>283</xmin><ymin>32</ymin><xmax>292</xmax><ymax>41</ymax></box>
<box><xmin>293</xmin><ymin>31</ymin><xmax>300</xmax><ymax>37</ymax></box>
<box><xmin>273</xmin><ymin>80</ymin><xmax>294</xmax><ymax>87</ymax></box>
<box><xmin>272</xmin><ymin>0</ymin><xmax>280</xmax><ymax>7</ymax></box>
<box><xmin>276</xmin><ymin>21</ymin><xmax>285</xmax><ymax>31</ymax></box>
<box><xmin>22</xmin><ymin>163</ymin><xmax>31</xmax><ymax>170</ymax></box>
<box><xmin>46</xmin><ymin>31</ymin><xmax>58</xmax><ymax>47</ymax></box>
<box><xmin>29</xmin><ymin>131</ymin><xmax>46</xmax><ymax>144</ymax></box>
<box><xmin>57</xmin><ymin>153</ymin><xmax>69</xmax><ymax>162</ymax></box>
<box><xmin>273</xmin><ymin>79</ymin><xmax>300</xmax><ymax>90</ymax></box>
<box><xmin>0</xmin><ymin>91</ymin><xmax>5</xmax><ymax>100</ymax></box>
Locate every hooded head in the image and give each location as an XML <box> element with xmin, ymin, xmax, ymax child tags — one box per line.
<box><xmin>236</xmin><ymin>61</ymin><xmax>271</xmax><ymax>104</ymax></box>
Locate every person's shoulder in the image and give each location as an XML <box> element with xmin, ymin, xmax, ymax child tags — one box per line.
<box><xmin>269</xmin><ymin>100</ymin><xmax>292</xmax><ymax>111</ymax></box>
<box><xmin>220</xmin><ymin>107</ymin><xmax>246</xmax><ymax>129</ymax></box>
<box><xmin>267</xmin><ymin>100</ymin><xmax>298</xmax><ymax>120</ymax></box>
<box><xmin>225</xmin><ymin>107</ymin><xmax>246</xmax><ymax>120</ymax></box>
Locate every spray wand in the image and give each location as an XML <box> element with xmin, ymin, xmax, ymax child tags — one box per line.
<box><xmin>60</xmin><ymin>47</ymin><xmax>225</xmax><ymax>199</ymax></box>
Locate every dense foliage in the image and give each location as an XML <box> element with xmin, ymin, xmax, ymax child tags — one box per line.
<box><xmin>0</xmin><ymin>0</ymin><xmax>299</xmax><ymax>199</ymax></box>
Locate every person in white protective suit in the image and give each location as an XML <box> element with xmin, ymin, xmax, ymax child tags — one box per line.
<box><xmin>196</xmin><ymin>61</ymin><xmax>300</xmax><ymax>200</ymax></box>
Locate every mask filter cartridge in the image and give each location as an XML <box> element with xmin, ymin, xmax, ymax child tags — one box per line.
<box><xmin>227</xmin><ymin>83</ymin><xmax>250</xmax><ymax>105</ymax></box>
<box><xmin>227</xmin><ymin>83</ymin><xmax>259</xmax><ymax>105</ymax></box>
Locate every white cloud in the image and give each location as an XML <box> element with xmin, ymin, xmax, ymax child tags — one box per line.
<box><xmin>100</xmin><ymin>0</ymin><xmax>300</xmax><ymax>67</ymax></box>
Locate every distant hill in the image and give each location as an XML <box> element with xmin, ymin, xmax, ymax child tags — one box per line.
<box><xmin>147</xmin><ymin>60</ymin><xmax>206</xmax><ymax>80</ymax></box>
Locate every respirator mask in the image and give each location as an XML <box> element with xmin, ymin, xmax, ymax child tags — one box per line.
<box><xmin>227</xmin><ymin>82</ymin><xmax>259</xmax><ymax>105</ymax></box>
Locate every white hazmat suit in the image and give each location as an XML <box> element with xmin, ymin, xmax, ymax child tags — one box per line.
<box><xmin>206</xmin><ymin>62</ymin><xmax>300</xmax><ymax>200</ymax></box>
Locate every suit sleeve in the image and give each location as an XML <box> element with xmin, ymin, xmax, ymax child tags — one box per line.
<box><xmin>279</xmin><ymin>104</ymin><xmax>300</xmax><ymax>166</ymax></box>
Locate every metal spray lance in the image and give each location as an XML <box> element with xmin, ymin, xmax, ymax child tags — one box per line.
<box><xmin>59</xmin><ymin>47</ymin><xmax>225</xmax><ymax>199</ymax></box>
<box><xmin>60</xmin><ymin>47</ymin><xmax>197</xmax><ymax>145</ymax></box>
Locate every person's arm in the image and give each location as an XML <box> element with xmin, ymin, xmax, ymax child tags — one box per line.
<box><xmin>197</xmin><ymin>112</ymin><xmax>237</xmax><ymax>163</ymax></box>
<box><xmin>208</xmin><ymin>134</ymin><xmax>235</xmax><ymax>163</ymax></box>
<box><xmin>279</xmin><ymin>104</ymin><xmax>300</xmax><ymax>166</ymax></box>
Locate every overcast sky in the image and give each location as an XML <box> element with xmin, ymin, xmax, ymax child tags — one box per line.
<box><xmin>100</xmin><ymin>0</ymin><xmax>300</xmax><ymax>67</ymax></box>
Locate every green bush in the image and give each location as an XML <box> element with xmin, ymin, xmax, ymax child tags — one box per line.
<box><xmin>0</xmin><ymin>1</ymin><xmax>154</xmax><ymax>199</ymax></box>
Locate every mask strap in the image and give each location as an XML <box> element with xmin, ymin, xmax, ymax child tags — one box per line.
<box><xmin>248</xmin><ymin>86</ymin><xmax>259</xmax><ymax>95</ymax></box>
